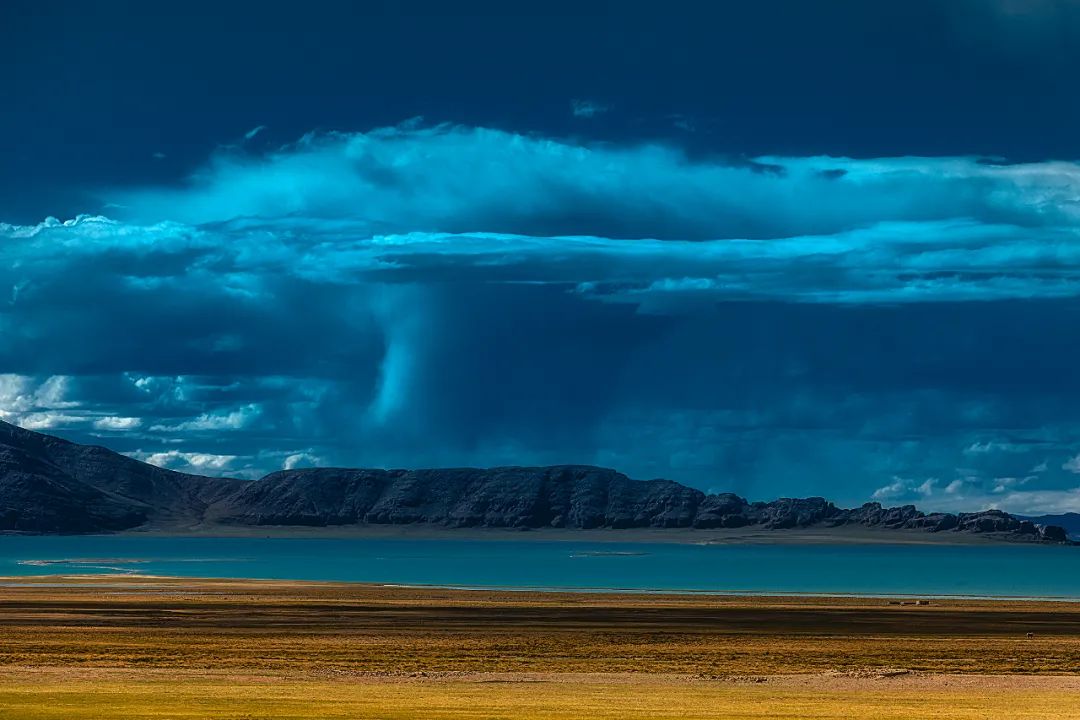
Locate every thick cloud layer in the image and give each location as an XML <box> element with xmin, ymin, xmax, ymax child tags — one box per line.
<box><xmin>3</xmin><ymin>124</ymin><xmax>1080</xmax><ymax>512</ymax></box>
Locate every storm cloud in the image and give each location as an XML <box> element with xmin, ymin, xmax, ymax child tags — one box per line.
<box><xmin>3</xmin><ymin>124</ymin><xmax>1080</xmax><ymax>512</ymax></box>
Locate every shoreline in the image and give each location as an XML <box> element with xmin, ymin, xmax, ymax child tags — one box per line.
<box><xmin>100</xmin><ymin>522</ymin><xmax>1061</xmax><ymax>546</ymax></box>
<box><xmin>3</xmin><ymin>573</ymin><xmax>1080</xmax><ymax>603</ymax></box>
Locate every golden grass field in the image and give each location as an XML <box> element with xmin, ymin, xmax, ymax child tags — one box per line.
<box><xmin>0</xmin><ymin>576</ymin><xmax>1078</xmax><ymax>718</ymax></box>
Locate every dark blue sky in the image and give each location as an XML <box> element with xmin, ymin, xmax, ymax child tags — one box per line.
<box><xmin>4</xmin><ymin>0</ymin><xmax>1080</xmax><ymax>221</ymax></box>
<box><xmin>3</xmin><ymin>1</ymin><xmax>1080</xmax><ymax>513</ymax></box>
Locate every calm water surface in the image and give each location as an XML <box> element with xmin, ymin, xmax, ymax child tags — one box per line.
<box><xmin>1</xmin><ymin>536</ymin><xmax>1078</xmax><ymax>598</ymax></box>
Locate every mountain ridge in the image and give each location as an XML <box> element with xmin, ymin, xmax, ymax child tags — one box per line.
<box><xmin>0</xmin><ymin>420</ymin><xmax>1071</xmax><ymax>543</ymax></box>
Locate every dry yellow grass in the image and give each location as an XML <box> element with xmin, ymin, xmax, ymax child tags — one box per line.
<box><xmin>1</xmin><ymin>576</ymin><xmax>1078</xmax><ymax>719</ymax></box>
<box><xmin>2</xmin><ymin>576</ymin><xmax>1078</xmax><ymax>674</ymax></box>
<box><xmin>2</xmin><ymin>671</ymin><xmax>1079</xmax><ymax>720</ymax></box>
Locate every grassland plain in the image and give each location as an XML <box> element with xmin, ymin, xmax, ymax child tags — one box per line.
<box><xmin>0</xmin><ymin>576</ymin><xmax>1078</xmax><ymax>718</ymax></box>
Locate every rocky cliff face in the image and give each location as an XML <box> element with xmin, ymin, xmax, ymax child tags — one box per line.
<box><xmin>213</xmin><ymin>465</ymin><xmax>704</xmax><ymax>529</ymax></box>
<box><xmin>0</xmin><ymin>420</ymin><xmax>1071</xmax><ymax>543</ymax></box>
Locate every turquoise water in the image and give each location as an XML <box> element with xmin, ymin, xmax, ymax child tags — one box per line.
<box><xmin>1</xmin><ymin>536</ymin><xmax>1078</xmax><ymax>598</ymax></box>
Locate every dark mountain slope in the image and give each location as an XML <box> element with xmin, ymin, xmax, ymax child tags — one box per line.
<box><xmin>211</xmin><ymin>465</ymin><xmax>704</xmax><ymax>529</ymax></box>
<box><xmin>0</xmin><ymin>440</ymin><xmax>145</xmax><ymax>532</ymax></box>
<box><xmin>0</xmin><ymin>420</ymin><xmax>241</xmax><ymax>529</ymax></box>
<box><xmin>0</xmin><ymin>420</ymin><xmax>1071</xmax><ymax>543</ymax></box>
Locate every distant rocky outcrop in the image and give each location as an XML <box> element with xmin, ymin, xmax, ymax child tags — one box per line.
<box><xmin>1019</xmin><ymin>512</ymin><xmax>1080</xmax><ymax>541</ymax></box>
<box><xmin>0</xmin><ymin>420</ymin><xmax>1071</xmax><ymax>543</ymax></box>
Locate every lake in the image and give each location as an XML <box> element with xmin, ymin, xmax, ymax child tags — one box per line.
<box><xmin>1</xmin><ymin>535</ymin><xmax>1078</xmax><ymax>598</ymax></box>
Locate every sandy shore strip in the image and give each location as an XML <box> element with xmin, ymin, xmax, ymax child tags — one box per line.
<box><xmin>113</xmin><ymin>521</ymin><xmax>1045</xmax><ymax>545</ymax></box>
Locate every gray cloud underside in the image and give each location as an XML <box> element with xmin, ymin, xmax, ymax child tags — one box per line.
<box><xmin>3</xmin><ymin>124</ymin><xmax>1080</xmax><ymax>513</ymax></box>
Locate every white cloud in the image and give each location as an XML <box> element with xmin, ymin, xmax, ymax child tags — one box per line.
<box><xmin>944</xmin><ymin>479</ymin><xmax>968</xmax><ymax>494</ymax></box>
<box><xmin>132</xmin><ymin>450</ymin><xmax>238</xmax><ymax>472</ymax></box>
<box><xmin>872</xmin><ymin>476</ymin><xmax>910</xmax><ymax>500</ymax></box>
<box><xmin>870</xmin><ymin>477</ymin><xmax>1080</xmax><ymax>515</ymax></box>
<box><xmin>916</xmin><ymin>478</ymin><xmax>938</xmax><ymax>496</ymax></box>
<box><xmin>992</xmin><ymin>475</ymin><xmax>1034</xmax><ymax>493</ymax></box>
<box><xmin>150</xmin><ymin>404</ymin><xmax>260</xmax><ymax>433</ymax></box>
<box><xmin>93</xmin><ymin>416</ymin><xmax>143</xmax><ymax>431</ymax></box>
<box><xmin>0</xmin><ymin>375</ymin><xmax>35</xmax><ymax>414</ymax></box>
<box><xmin>33</xmin><ymin>376</ymin><xmax>78</xmax><ymax>408</ymax></box>
<box><xmin>0</xmin><ymin>375</ymin><xmax>83</xmax><ymax>429</ymax></box>
<box><xmin>981</xmin><ymin>487</ymin><xmax>1080</xmax><ymax>515</ymax></box>
<box><xmin>873</xmin><ymin>476</ymin><xmax>940</xmax><ymax>502</ymax></box>
<box><xmin>283</xmin><ymin>452</ymin><xmax>321</xmax><ymax>470</ymax></box>
<box><xmin>1063</xmin><ymin>454</ymin><xmax>1080</xmax><ymax>474</ymax></box>
<box><xmin>14</xmin><ymin>412</ymin><xmax>85</xmax><ymax>430</ymax></box>
<box><xmin>0</xmin><ymin>375</ymin><xmax>78</xmax><ymax>411</ymax></box>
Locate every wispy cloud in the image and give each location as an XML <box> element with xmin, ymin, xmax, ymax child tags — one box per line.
<box><xmin>570</xmin><ymin>99</ymin><xmax>609</xmax><ymax>118</ymax></box>
<box><xmin>149</xmin><ymin>404</ymin><xmax>260</xmax><ymax>433</ymax></box>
